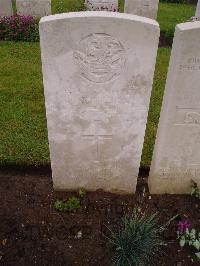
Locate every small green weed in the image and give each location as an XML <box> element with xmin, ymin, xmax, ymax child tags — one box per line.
<box><xmin>191</xmin><ymin>180</ymin><xmax>200</xmax><ymax>200</ymax></box>
<box><xmin>79</xmin><ymin>187</ymin><xmax>86</xmax><ymax>198</ymax></box>
<box><xmin>53</xmin><ymin>196</ymin><xmax>80</xmax><ymax>212</ymax></box>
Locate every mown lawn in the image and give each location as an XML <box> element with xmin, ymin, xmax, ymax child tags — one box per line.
<box><xmin>157</xmin><ymin>2</ymin><xmax>195</xmax><ymax>33</ymax></box>
<box><xmin>0</xmin><ymin>41</ymin><xmax>170</xmax><ymax>167</ymax></box>
<box><xmin>142</xmin><ymin>48</ymin><xmax>170</xmax><ymax>167</ymax></box>
<box><xmin>0</xmin><ymin>42</ymin><xmax>48</xmax><ymax>166</ymax></box>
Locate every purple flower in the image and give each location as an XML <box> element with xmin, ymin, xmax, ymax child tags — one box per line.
<box><xmin>0</xmin><ymin>13</ymin><xmax>39</xmax><ymax>41</ymax></box>
<box><xmin>177</xmin><ymin>220</ymin><xmax>190</xmax><ymax>233</ymax></box>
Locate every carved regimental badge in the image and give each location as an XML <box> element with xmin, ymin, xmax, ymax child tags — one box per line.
<box><xmin>74</xmin><ymin>33</ymin><xmax>126</xmax><ymax>83</ymax></box>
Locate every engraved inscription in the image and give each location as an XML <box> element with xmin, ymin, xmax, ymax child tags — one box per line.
<box><xmin>174</xmin><ymin>107</ymin><xmax>200</xmax><ymax>126</ymax></box>
<box><xmin>173</xmin><ymin>107</ymin><xmax>200</xmax><ymax>166</ymax></box>
<box><xmin>158</xmin><ymin>167</ymin><xmax>200</xmax><ymax>179</ymax></box>
<box><xmin>74</xmin><ymin>34</ymin><xmax>125</xmax><ymax>83</ymax></box>
<box><xmin>86</xmin><ymin>0</ymin><xmax>118</xmax><ymax>11</ymax></box>
<box><xmin>184</xmin><ymin>112</ymin><xmax>200</xmax><ymax>124</ymax></box>
<box><xmin>180</xmin><ymin>57</ymin><xmax>200</xmax><ymax>71</ymax></box>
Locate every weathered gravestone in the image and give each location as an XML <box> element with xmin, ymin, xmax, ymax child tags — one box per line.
<box><xmin>124</xmin><ymin>0</ymin><xmax>159</xmax><ymax>20</ymax></box>
<box><xmin>40</xmin><ymin>12</ymin><xmax>159</xmax><ymax>193</ymax></box>
<box><xmin>149</xmin><ymin>21</ymin><xmax>200</xmax><ymax>194</ymax></box>
<box><xmin>16</xmin><ymin>0</ymin><xmax>51</xmax><ymax>17</ymax></box>
<box><xmin>85</xmin><ymin>0</ymin><xmax>118</xmax><ymax>11</ymax></box>
<box><xmin>196</xmin><ymin>0</ymin><xmax>200</xmax><ymax>18</ymax></box>
<box><xmin>0</xmin><ymin>0</ymin><xmax>13</xmax><ymax>17</ymax></box>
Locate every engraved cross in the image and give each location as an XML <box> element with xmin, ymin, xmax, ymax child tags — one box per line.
<box><xmin>81</xmin><ymin>119</ymin><xmax>113</xmax><ymax>163</ymax></box>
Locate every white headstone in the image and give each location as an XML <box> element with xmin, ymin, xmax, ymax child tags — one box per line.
<box><xmin>124</xmin><ymin>0</ymin><xmax>159</xmax><ymax>20</ymax></box>
<box><xmin>16</xmin><ymin>0</ymin><xmax>51</xmax><ymax>17</ymax></box>
<box><xmin>40</xmin><ymin>12</ymin><xmax>159</xmax><ymax>194</ymax></box>
<box><xmin>149</xmin><ymin>21</ymin><xmax>200</xmax><ymax>194</ymax></box>
<box><xmin>196</xmin><ymin>0</ymin><xmax>200</xmax><ymax>17</ymax></box>
<box><xmin>85</xmin><ymin>0</ymin><xmax>118</xmax><ymax>11</ymax></box>
<box><xmin>0</xmin><ymin>0</ymin><xmax>13</xmax><ymax>17</ymax></box>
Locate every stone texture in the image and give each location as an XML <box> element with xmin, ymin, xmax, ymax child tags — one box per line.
<box><xmin>16</xmin><ymin>0</ymin><xmax>51</xmax><ymax>17</ymax></box>
<box><xmin>0</xmin><ymin>0</ymin><xmax>13</xmax><ymax>17</ymax></box>
<box><xmin>149</xmin><ymin>21</ymin><xmax>200</xmax><ymax>194</ymax></box>
<box><xmin>124</xmin><ymin>0</ymin><xmax>159</xmax><ymax>19</ymax></box>
<box><xmin>40</xmin><ymin>12</ymin><xmax>159</xmax><ymax>194</ymax></box>
<box><xmin>196</xmin><ymin>0</ymin><xmax>200</xmax><ymax>17</ymax></box>
<box><xmin>85</xmin><ymin>0</ymin><xmax>118</xmax><ymax>11</ymax></box>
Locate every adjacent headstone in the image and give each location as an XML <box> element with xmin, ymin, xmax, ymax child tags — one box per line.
<box><xmin>85</xmin><ymin>0</ymin><xmax>118</xmax><ymax>11</ymax></box>
<box><xmin>0</xmin><ymin>0</ymin><xmax>13</xmax><ymax>17</ymax></box>
<box><xmin>196</xmin><ymin>0</ymin><xmax>200</xmax><ymax>18</ymax></box>
<box><xmin>149</xmin><ymin>21</ymin><xmax>200</xmax><ymax>194</ymax></box>
<box><xmin>16</xmin><ymin>0</ymin><xmax>51</xmax><ymax>18</ymax></box>
<box><xmin>124</xmin><ymin>0</ymin><xmax>159</xmax><ymax>20</ymax></box>
<box><xmin>40</xmin><ymin>12</ymin><xmax>159</xmax><ymax>194</ymax></box>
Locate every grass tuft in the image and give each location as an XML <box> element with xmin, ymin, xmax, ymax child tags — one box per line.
<box><xmin>110</xmin><ymin>209</ymin><xmax>164</xmax><ymax>266</ymax></box>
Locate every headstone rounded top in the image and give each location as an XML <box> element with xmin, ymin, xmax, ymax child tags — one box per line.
<box><xmin>40</xmin><ymin>11</ymin><xmax>159</xmax><ymax>27</ymax></box>
<box><xmin>177</xmin><ymin>20</ymin><xmax>200</xmax><ymax>31</ymax></box>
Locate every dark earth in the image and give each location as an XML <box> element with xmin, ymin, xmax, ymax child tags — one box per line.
<box><xmin>0</xmin><ymin>166</ymin><xmax>200</xmax><ymax>266</ymax></box>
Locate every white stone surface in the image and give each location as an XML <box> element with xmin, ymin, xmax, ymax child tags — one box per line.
<box><xmin>85</xmin><ymin>0</ymin><xmax>118</xmax><ymax>11</ymax></box>
<box><xmin>124</xmin><ymin>0</ymin><xmax>159</xmax><ymax>20</ymax></box>
<box><xmin>40</xmin><ymin>12</ymin><xmax>159</xmax><ymax>194</ymax></box>
<box><xmin>149</xmin><ymin>21</ymin><xmax>200</xmax><ymax>194</ymax></box>
<box><xmin>196</xmin><ymin>0</ymin><xmax>200</xmax><ymax>17</ymax></box>
<box><xmin>16</xmin><ymin>0</ymin><xmax>51</xmax><ymax>17</ymax></box>
<box><xmin>0</xmin><ymin>0</ymin><xmax>13</xmax><ymax>17</ymax></box>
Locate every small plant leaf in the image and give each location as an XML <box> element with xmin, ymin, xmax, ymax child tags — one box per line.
<box><xmin>191</xmin><ymin>187</ymin><xmax>196</xmax><ymax>195</ymax></box>
<box><xmin>191</xmin><ymin>179</ymin><xmax>200</xmax><ymax>199</ymax></box>
<box><xmin>53</xmin><ymin>197</ymin><xmax>80</xmax><ymax>212</ymax></box>
<box><xmin>193</xmin><ymin>240</ymin><xmax>200</xmax><ymax>251</ymax></box>
<box><xmin>195</xmin><ymin>252</ymin><xmax>200</xmax><ymax>259</ymax></box>
<box><xmin>180</xmin><ymin>237</ymin><xmax>186</xmax><ymax>247</ymax></box>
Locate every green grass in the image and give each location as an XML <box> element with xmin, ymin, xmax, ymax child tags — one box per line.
<box><xmin>157</xmin><ymin>2</ymin><xmax>195</xmax><ymax>33</ymax></box>
<box><xmin>141</xmin><ymin>48</ymin><xmax>170</xmax><ymax>167</ymax></box>
<box><xmin>0</xmin><ymin>42</ymin><xmax>49</xmax><ymax>166</ymax></box>
<box><xmin>0</xmin><ymin>41</ymin><xmax>171</xmax><ymax>167</ymax></box>
<box><xmin>51</xmin><ymin>0</ymin><xmax>86</xmax><ymax>13</ymax></box>
<box><xmin>119</xmin><ymin>0</ymin><xmax>195</xmax><ymax>30</ymax></box>
<box><xmin>11</xmin><ymin>0</ymin><xmax>16</xmax><ymax>12</ymax></box>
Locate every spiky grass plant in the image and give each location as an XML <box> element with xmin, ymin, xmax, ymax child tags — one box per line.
<box><xmin>110</xmin><ymin>209</ymin><xmax>164</xmax><ymax>266</ymax></box>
